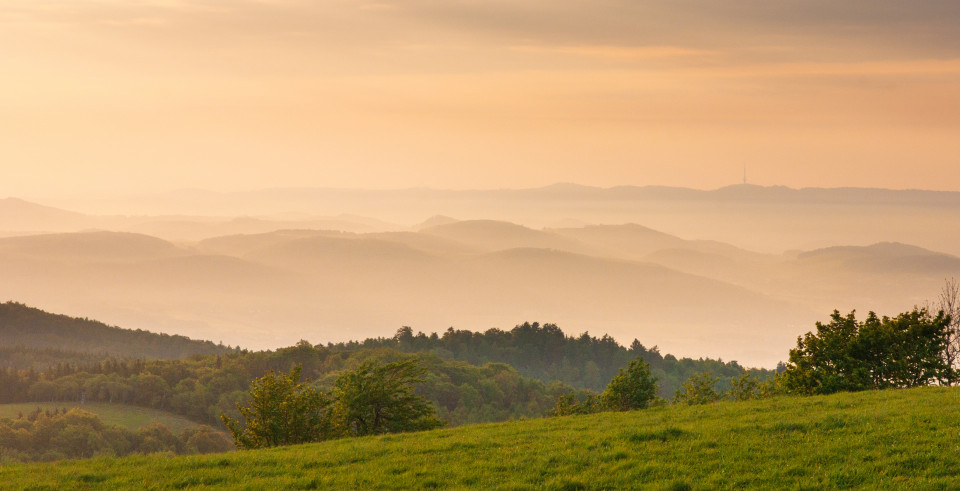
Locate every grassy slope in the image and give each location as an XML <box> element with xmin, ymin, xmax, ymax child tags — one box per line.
<box><xmin>3</xmin><ymin>387</ymin><xmax>959</xmax><ymax>489</ymax></box>
<box><xmin>0</xmin><ymin>403</ymin><xmax>207</xmax><ymax>434</ymax></box>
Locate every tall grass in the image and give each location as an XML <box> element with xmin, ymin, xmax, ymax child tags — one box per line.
<box><xmin>3</xmin><ymin>387</ymin><xmax>958</xmax><ymax>489</ymax></box>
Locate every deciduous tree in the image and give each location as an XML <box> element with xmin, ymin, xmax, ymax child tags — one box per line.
<box><xmin>781</xmin><ymin>308</ymin><xmax>951</xmax><ymax>395</ymax></box>
<box><xmin>673</xmin><ymin>372</ymin><xmax>723</xmax><ymax>405</ymax></box>
<box><xmin>936</xmin><ymin>278</ymin><xmax>960</xmax><ymax>384</ymax></box>
<box><xmin>333</xmin><ymin>358</ymin><xmax>443</xmax><ymax>436</ymax></box>
<box><xmin>600</xmin><ymin>357</ymin><xmax>658</xmax><ymax>411</ymax></box>
<box><xmin>221</xmin><ymin>365</ymin><xmax>333</xmax><ymax>449</ymax></box>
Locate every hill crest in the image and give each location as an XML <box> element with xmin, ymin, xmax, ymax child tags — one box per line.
<box><xmin>0</xmin><ymin>302</ymin><xmax>233</xmax><ymax>359</ymax></box>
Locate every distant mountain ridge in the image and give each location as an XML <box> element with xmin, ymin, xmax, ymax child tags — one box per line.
<box><xmin>0</xmin><ymin>222</ymin><xmax>816</xmax><ymax>366</ymax></box>
<box><xmin>501</xmin><ymin>184</ymin><xmax>960</xmax><ymax>209</ymax></box>
<box><xmin>2</xmin><ymin>216</ymin><xmax>957</xmax><ymax>366</ymax></box>
<box><xmin>2</xmin><ymin>190</ymin><xmax>958</xmax><ymax>367</ymax></box>
<box><xmin>0</xmin><ymin>231</ymin><xmax>181</xmax><ymax>262</ymax></box>
<box><xmin>15</xmin><ymin>183</ymin><xmax>960</xmax><ymax>224</ymax></box>
<box><xmin>0</xmin><ymin>197</ymin><xmax>91</xmax><ymax>232</ymax></box>
<box><xmin>8</xmin><ymin>184</ymin><xmax>960</xmax><ymax>255</ymax></box>
<box><xmin>37</xmin><ymin>183</ymin><xmax>960</xmax><ymax>213</ymax></box>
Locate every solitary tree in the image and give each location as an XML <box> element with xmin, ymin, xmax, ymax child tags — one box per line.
<box><xmin>937</xmin><ymin>278</ymin><xmax>960</xmax><ymax>384</ymax></box>
<box><xmin>221</xmin><ymin>365</ymin><xmax>333</xmax><ymax>449</ymax></box>
<box><xmin>600</xmin><ymin>357</ymin><xmax>659</xmax><ymax>411</ymax></box>
<box><xmin>333</xmin><ymin>358</ymin><xmax>443</xmax><ymax>436</ymax></box>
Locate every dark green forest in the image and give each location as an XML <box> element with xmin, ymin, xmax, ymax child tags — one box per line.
<box><xmin>0</xmin><ymin>344</ymin><xmax>583</xmax><ymax>429</ymax></box>
<box><xmin>0</xmin><ymin>305</ymin><xmax>772</xmax><ymax>428</ymax></box>
<box><xmin>331</xmin><ymin>323</ymin><xmax>778</xmax><ymax>396</ymax></box>
<box><xmin>0</xmin><ymin>346</ymin><xmax>116</xmax><ymax>371</ymax></box>
<box><xmin>1</xmin><ymin>300</ymin><xmax>955</xmax><ymax>465</ymax></box>
<box><xmin>0</xmin><ymin>302</ymin><xmax>233</xmax><ymax>360</ymax></box>
<box><xmin>0</xmin><ymin>304</ymin><xmax>779</xmax><ymax>463</ymax></box>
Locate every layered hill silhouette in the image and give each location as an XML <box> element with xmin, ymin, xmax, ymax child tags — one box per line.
<box><xmin>0</xmin><ymin>221</ymin><xmax>818</xmax><ymax>365</ymax></box>
<box><xmin>2</xmin><ymin>187</ymin><xmax>958</xmax><ymax>366</ymax></box>
<box><xmin>0</xmin><ymin>231</ymin><xmax>180</xmax><ymax>262</ymax></box>
<box><xmin>0</xmin><ymin>198</ymin><xmax>91</xmax><ymax>233</ymax></box>
<box><xmin>0</xmin><ymin>198</ymin><xmax>398</xmax><ymax>241</ymax></box>
<box><xmin>421</xmin><ymin>220</ymin><xmax>597</xmax><ymax>255</ymax></box>
<box><xmin>7</xmin><ymin>184</ymin><xmax>960</xmax><ymax>255</ymax></box>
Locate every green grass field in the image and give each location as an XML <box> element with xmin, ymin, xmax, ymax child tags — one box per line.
<box><xmin>3</xmin><ymin>387</ymin><xmax>959</xmax><ymax>489</ymax></box>
<box><xmin>0</xmin><ymin>402</ymin><xmax>207</xmax><ymax>434</ymax></box>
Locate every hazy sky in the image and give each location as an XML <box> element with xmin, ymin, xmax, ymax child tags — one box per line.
<box><xmin>3</xmin><ymin>0</ymin><xmax>960</xmax><ymax>197</ymax></box>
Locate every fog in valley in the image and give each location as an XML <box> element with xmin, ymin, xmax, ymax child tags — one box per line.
<box><xmin>5</xmin><ymin>0</ymin><xmax>960</xmax><ymax>481</ymax></box>
<box><xmin>3</xmin><ymin>184</ymin><xmax>958</xmax><ymax>368</ymax></box>
<box><xmin>5</xmin><ymin>0</ymin><xmax>960</xmax><ymax>371</ymax></box>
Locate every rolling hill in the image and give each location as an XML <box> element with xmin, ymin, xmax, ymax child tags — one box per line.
<box><xmin>2</xmin><ymin>386</ymin><xmax>957</xmax><ymax>488</ymax></box>
<box><xmin>796</xmin><ymin>242</ymin><xmax>960</xmax><ymax>275</ymax></box>
<box><xmin>0</xmin><ymin>302</ymin><xmax>232</xmax><ymax>359</ymax></box>
<box><xmin>421</xmin><ymin>220</ymin><xmax>597</xmax><ymax>255</ymax></box>
<box><xmin>0</xmin><ymin>197</ymin><xmax>90</xmax><ymax>233</ymax></box>
<box><xmin>0</xmin><ymin>216</ymin><xmax>954</xmax><ymax>367</ymax></box>
<box><xmin>0</xmin><ymin>231</ymin><xmax>182</xmax><ymax>262</ymax></box>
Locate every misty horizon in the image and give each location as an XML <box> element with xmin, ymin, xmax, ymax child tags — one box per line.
<box><xmin>3</xmin><ymin>0</ymin><xmax>960</xmax><ymax>369</ymax></box>
<box><xmin>16</xmin><ymin>181</ymin><xmax>960</xmax><ymax>204</ymax></box>
<box><xmin>3</xmin><ymin>1</ymin><xmax>960</xmax><ymax>481</ymax></box>
<box><xmin>4</xmin><ymin>1</ymin><xmax>960</xmax><ymax>197</ymax></box>
<box><xmin>3</xmin><ymin>185</ymin><xmax>959</xmax><ymax>368</ymax></box>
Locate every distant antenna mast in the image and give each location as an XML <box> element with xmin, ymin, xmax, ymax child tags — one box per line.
<box><xmin>742</xmin><ymin>164</ymin><xmax>747</xmax><ymax>185</ymax></box>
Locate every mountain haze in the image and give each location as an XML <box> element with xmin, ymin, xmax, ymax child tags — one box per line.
<box><xmin>2</xmin><ymin>185</ymin><xmax>957</xmax><ymax>367</ymax></box>
<box><xmin>18</xmin><ymin>184</ymin><xmax>960</xmax><ymax>256</ymax></box>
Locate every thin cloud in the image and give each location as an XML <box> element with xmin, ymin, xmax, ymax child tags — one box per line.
<box><xmin>509</xmin><ymin>45</ymin><xmax>717</xmax><ymax>60</ymax></box>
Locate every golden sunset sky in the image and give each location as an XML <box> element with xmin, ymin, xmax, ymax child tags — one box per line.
<box><xmin>3</xmin><ymin>0</ymin><xmax>959</xmax><ymax>196</ymax></box>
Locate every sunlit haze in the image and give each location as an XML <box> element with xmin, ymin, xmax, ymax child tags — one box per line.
<box><xmin>3</xmin><ymin>0</ymin><xmax>960</xmax><ymax>197</ymax></box>
<box><xmin>2</xmin><ymin>1</ymin><xmax>960</xmax><ymax>369</ymax></box>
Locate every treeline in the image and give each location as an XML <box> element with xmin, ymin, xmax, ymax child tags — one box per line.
<box><xmin>555</xmin><ymin>306</ymin><xmax>957</xmax><ymax>416</ymax></box>
<box><xmin>0</xmin><ymin>344</ymin><xmax>582</xmax><ymax>428</ymax></box>
<box><xmin>0</xmin><ymin>407</ymin><xmax>232</xmax><ymax>463</ymax></box>
<box><xmin>330</xmin><ymin>323</ymin><xmax>777</xmax><ymax>397</ymax></box>
<box><xmin>0</xmin><ymin>302</ymin><xmax>233</xmax><ymax>360</ymax></box>
<box><xmin>0</xmin><ymin>320</ymin><xmax>776</xmax><ymax>430</ymax></box>
<box><xmin>1</xmin><ymin>301</ymin><xmax>775</xmax><ymax>399</ymax></box>
<box><xmin>0</xmin><ymin>346</ymin><xmax>117</xmax><ymax>371</ymax></box>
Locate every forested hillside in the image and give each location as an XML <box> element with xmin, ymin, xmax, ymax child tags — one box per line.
<box><xmin>0</xmin><ymin>308</ymin><xmax>775</xmax><ymax>430</ymax></box>
<box><xmin>0</xmin><ymin>343</ymin><xmax>583</xmax><ymax>428</ymax></box>
<box><xmin>0</xmin><ymin>302</ymin><xmax>232</xmax><ymax>359</ymax></box>
<box><xmin>0</xmin><ymin>346</ymin><xmax>118</xmax><ymax>371</ymax></box>
<box><xmin>334</xmin><ymin>322</ymin><xmax>778</xmax><ymax>397</ymax></box>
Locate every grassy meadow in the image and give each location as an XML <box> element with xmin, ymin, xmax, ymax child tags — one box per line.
<box><xmin>0</xmin><ymin>402</ymin><xmax>208</xmax><ymax>434</ymax></box>
<box><xmin>2</xmin><ymin>387</ymin><xmax>959</xmax><ymax>489</ymax></box>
